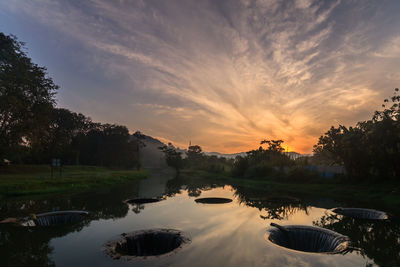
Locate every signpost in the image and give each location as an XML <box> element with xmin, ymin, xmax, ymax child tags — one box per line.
<box><xmin>51</xmin><ymin>158</ymin><xmax>62</xmax><ymax>178</ymax></box>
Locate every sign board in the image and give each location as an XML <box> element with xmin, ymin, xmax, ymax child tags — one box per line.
<box><xmin>51</xmin><ymin>158</ymin><xmax>61</xmax><ymax>167</ymax></box>
<box><xmin>51</xmin><ymin>158</ymin><xmax>62</xmax><ymax>178</ymax></box>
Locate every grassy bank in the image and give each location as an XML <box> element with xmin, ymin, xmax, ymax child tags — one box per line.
<box><xmin>181</xmin><ymin>170</ymin><xmax>400</xmax><ymax>212</ymax></box>
<box><xmin>0</xmin><ymin>165</ymin><xmax>147</xmax><ymax>198</ymax></box>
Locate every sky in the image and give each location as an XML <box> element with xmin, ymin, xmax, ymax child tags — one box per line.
<box><xmin>1</xmin><ymin>0</ymin><xmax>400</xmax><ymax>154</ymax></box>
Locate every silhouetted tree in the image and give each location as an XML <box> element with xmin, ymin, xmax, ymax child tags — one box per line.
<box><xmin>76</xmin><ymin>124</ymin><xmax>137</xmax><ymax>168</ymax></box>
<box><xmin>27</xmin><ymin>108</ymin><xmax>93</xmax><ymax>164</ymax></box>
<box><xmin>186</xmin><ymin>145</ymin><xmax>203</xmax><ymax>160</ymax></box>
<box><xmin>231</xmin><ymin>156</ymin><xmax>249</xmax><ymax>177</ymax></box>
<box><xmin>132</xmin><ymin>131</ymin><xmax>147</xmax><ymax>169</ymax></box>
<box><xmin>314</xmin><ymin>88</ymin><xmax>400</xmax><ymax>180</ymax></box>
<box><xmin>260</xmin><ymin>139</ymin><xmax>284</xmax><ymax>152</ymax></box>
<box><xmin>185</xmin><ymin>145</ymin><xmax>204</xmax><ymax>168</ymax></box>
<box><xmin>232</xmin><ymin>139</ymin><xmax>293</xmax><ymax>179</ymax></box>
<box><xmin>159</xmin><ymin>144</ymin><xmax>183</xmax><ymax>176</ymax></box>
<box><xmin>0</xmin><ymin>32</ymin><xmax>58</xmax><ymax>163</ymax></box>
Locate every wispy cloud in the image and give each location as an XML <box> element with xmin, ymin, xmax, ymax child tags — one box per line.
<box><xmin>2</xmin><ymin>0</ymin><xmax>400</xmax><ymax>153</ymax></box>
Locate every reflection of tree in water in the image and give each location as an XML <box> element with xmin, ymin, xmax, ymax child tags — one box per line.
<box><xmin>258</xmin><ymin>203</ymin><xmax>308</xmax><ymax>220</ymax></box>
<box><xmin>165</xmin><ymin>176</ymin><xmax>185</xmax><ymax>197</ymax></box>
<box><xmin>0</xmin><ymin>180</ymin><xmax>141</xmax><ymax>266</ymax></box>
<box><xmin>314</xmin><ymin>214</ymin><xmax>400</xmax><ymax>266</ymax></box>
<box><xmin>165</xmin><ymin>175</ymin><xmax>224</xmax><ymax>198</ymax></box>
<box><xmin>0</xmin><ymin>222</ymin><xmax>86</xmax><ymax>267</ymax></box>
<box><xmin>126</xmin><ymin>174</ymin><xmax>224</xmax><ymax>213</ymax></box>
<box><xmin>130</xmin><ymin>203</ymin><xmax>146</xmax><ymax>214</ymax></box>
<box><xmin>232</xmin><ymin>185</ymin><xmax>308</xmax><ymax>220</ymax></box>
<box><xmin>0</xmin><ymin>181</ymin><xmax>141</xmax><ymax>221</ymax></box>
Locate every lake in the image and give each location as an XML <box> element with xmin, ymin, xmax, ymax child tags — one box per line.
<box><xmin>1</xmin><ymin>170</ymin><xmax>399</xmax><ymax>266</ymax></box>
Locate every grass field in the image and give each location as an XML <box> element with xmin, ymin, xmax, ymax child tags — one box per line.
<box><xmin>0</xmin><ymin>165</ymin><xmax>147</xmax><ymax>198</ymax></box>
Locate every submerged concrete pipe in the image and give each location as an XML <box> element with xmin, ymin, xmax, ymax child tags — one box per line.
<box><xmin>267</xmin><ymin>223</ymin><xmax>350</xmax><ymax>253</ymax></box>
<box><xmin>103</xmin><ymin>229</ymin><xmax>191</xmax><ymax>260</ymax></box>
<box><xmin>124</xmin><ymin>198</ymin><xmax>162</xmax><ymax>204</ymax></box>
<box><xmin>194</xmin><ymin>197</ymin><xmax>232</xmax><ymax>204</ymax></box>
<box><xmin>332</xmin><ymin>207</ymin><xmax>389</xmax><ymax>220</ymax></box>
<box><xmin>21</xmin><ymin>210</ymin><xmax>89</xmax><ymax>226</ymax></box>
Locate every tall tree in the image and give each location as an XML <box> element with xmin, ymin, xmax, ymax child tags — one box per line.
<box><xmin>159</xmin><ymin>144</ymin><xmax>183</xmax><ymax>176</ymax></box>
<box><xmin>185</xmin><ymin>145</ymin><xmax>203</xmax><ymax>168</ymax></box>
<box><xmin>314</xmin><ymin>88</ymin><xmax>400</xmax><ymax>180</ymax></box>
<box><xmin>36</xmin><ymin>108</ymin><xmax>93</xmax><ymax>164</ymax></box>
<box><xmin>260</xmin><ymin>139</ymin><xmax>284</xmax><ymax>152</ymax></box>
<box><xmin>75</xmin><ymin>124</ymin><xmax>138</xmax><ymax>168</ymax></box>
<box><xmin>0</xmin><ymin>33</ymin><xmax>58</xmax><ymax>163</ymax></box>
<box><xmin>186</xmin><ymin>145</ymin><xmax>203</xmax><ymax>161</ymax></box>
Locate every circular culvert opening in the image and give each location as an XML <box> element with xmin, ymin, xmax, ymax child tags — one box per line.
<box><xmin>124</xmin><ymin>198</ymin><xmax>161</xmax><ymax>204</ymax></box>
<box><xmin>104</xmin><ymin>229</ymin><xmax>190</xmax><ymax>260</ymax></box>
<box><xmin>20</xmin><ymin>210</ymin><xmax>88</xmax><ymax>227</ymax></box>
<box><xmin>332</xmin><ymin>207</ymin><xmax>388</xmax><ymax>220</ymax></box>
<box><xmin>265</xmin><ymin>196</ymin><xmax>300</xmax><ymax>203</ymax></box>
<box><xmin>267</xmin><ymin>223</ymin><xmax>350</xmax><ymax>254</ymax></box>
<box><xmin>248</xmin><ymin>196</ymin><xmax>300</xmax><ymax>203</ymax></box>
<box><xmin>194</xmin><ymin>197</ymin><xmax>232</xmax><ymax>204</ymax></box>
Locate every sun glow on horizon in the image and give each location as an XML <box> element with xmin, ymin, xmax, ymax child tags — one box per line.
<box><xmin>2</xmin><ymin>0</ymin><xmax>400</xmax><ymax>154</ymax></box>
<box><xmin>156</xmin><ymin>135</ymin><xmax>312</xmax><ymax>154</ymax></box>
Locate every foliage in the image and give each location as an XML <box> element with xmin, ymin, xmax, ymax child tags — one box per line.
<box><xmin>231</xmin><ymin>139</ymin><xmax>294</xmax><ymax>179</ymax></box>
<box><xmin>159</xmin><ymin>144</ymin><xmax>183</xmax><ymax>175</ymax></box>
<box><xmin>260</xmin><ymin>139</ymin><xmax>284</xmax><ymax>152</ymax></box>
<box><xmin>0</xmin><ymin>32</ymin><xmax>139</xmax><ymax>168</ymax></box>
<box><xmin>185</xmin><ymin>145</ymin><xmax>203</xmax><ymax>167</ymax></box>
<box><xmin>26</xmin><ymin>108</ymin><xmax>93</xmax><ymax>164</ymax></box>
<box><xmin>0</xmin><ymin>33</ymin><xmax>58</xmax><ymax>163</ymax></box>
<box><xmin>314</xmin><ymin>88</ymin><xmax>400</xmax><ymax>180</ymax></box>
<box><xmin>75</xmin><ymin>124</ymin><xmax>139</xmax><ymax>168</ymax></box>
<box><xmin>243</xmin><ymin>162</ymin><xmax>277</xmax><ymax>179</ymax></box>
<box><xmin>231</xmin><ymin>156</ymin><xmax>249</xmax><ymax>177</ymax></box>
<box><xmin>285</xmin><ymin>165</ymin><xmax>319</xmax><ymax>182</ymax></box>
<box><xmin>183</xmin><ymin>144</ymin><xmax>232</xmax><ymax>173</ymax></box>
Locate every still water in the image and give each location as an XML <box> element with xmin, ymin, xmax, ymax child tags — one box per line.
<box><xmin>1</xmin><ymin>170</ymin><xmax>399</xmax><ymax>266</ymax></box>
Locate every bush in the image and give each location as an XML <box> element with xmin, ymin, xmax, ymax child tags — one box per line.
<box><xmin>231</xmin><ymin>156</ymin><xmax>248</xmax><ymax>177</ymax></box>
<box><xmin>285</xmin><ymin>166</ymin><xmax>319</xmax><ymax>182</ymax></box>
<box><xmin>244</xmin><ymin>162</ymin><xmax>276</xmax><ymax>179</ymax></box>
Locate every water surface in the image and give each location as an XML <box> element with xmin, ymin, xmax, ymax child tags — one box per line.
<box><xmin>1</xmin><ymin>170</ymin><xmax>399</xmax><ymax>266</ymax></box>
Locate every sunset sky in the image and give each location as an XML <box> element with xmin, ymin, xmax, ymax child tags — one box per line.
<box><xmin>1</xmin><ymin>0</ymin><xmax>400</xmax><ymax>154</ymax></box>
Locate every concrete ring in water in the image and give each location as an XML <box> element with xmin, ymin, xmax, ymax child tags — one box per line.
<box><xmin>265</xmin><ymin>196</ymin><xmax>300</xmax><ymax>203</ymax></box>
<box><xmin>266</xmin><ymin>223</ymin><xmax>350</xmax><ymax>254</ymax></box>
<box><xmin>332</xmin><ymin>207</ymin><xmax>389</xmax><ymax>220</ymax></box>
<box><xmin>194</xmin><ymin>197</ymin><xmax>233</xmax><ymax>204</ymax></box>
<box><xmin>124</xmin><ymin>198</ymin><xmax>162</xmax><ymax>204</ymax></box>
<box><xmin>103</xmin><ymin>229</ymin><xmax>191</xmax><ymax>260</ymax></box>
<box><xmin>20</xmin><ymin>210</ymin><xmax>89</xmax><ymax>227</ymax></box>
<box><xmin>248</xmin><ymin>196</ymin><xmax>300</xmax><ymax>203</ymax></box>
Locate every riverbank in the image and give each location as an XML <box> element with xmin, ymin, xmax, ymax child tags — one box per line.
<box><xmin>0</xmin><ymin>165</ymin><xmax>147</xmax><ymax>198</ymax></box>
<box><xmin>181</xmin><ymin>170</ymin><xmax>400</xmax><ymax>213</ymax></box>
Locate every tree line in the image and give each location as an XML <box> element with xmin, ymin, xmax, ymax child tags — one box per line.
<box><xmin>159</xmin><ymin>144</ymin><xmax>232</xmax><ymax>176</ymax></box>
<box><xmin>161</xmin><ymin>89</ymin><xmax>400</xmax><ymax>182</ymax></box>
<box><xmin>159</xmin><ymin>140</ymin><xmax>309</xmax><ymax>181</ymax></box>
<box><xmin>0</xmin><ymin>32</ymin><xmax>139</xmax><ymax>168</ymax></box>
